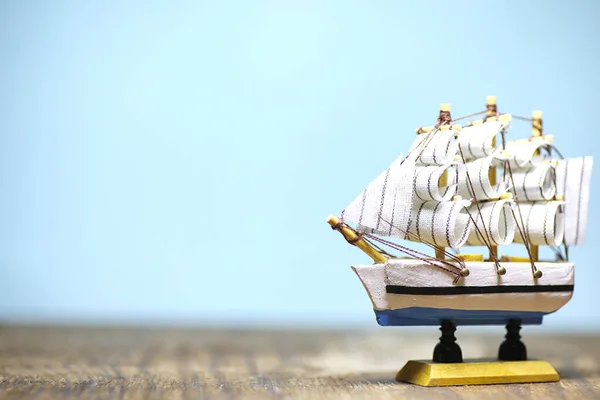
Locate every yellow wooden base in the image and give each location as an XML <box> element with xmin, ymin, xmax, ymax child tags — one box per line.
<box><xmin>396</xmin><ymin>359</ymin><xmax>559</xmax><ymax>387</ymax></box>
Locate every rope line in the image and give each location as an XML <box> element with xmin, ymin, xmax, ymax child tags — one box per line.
<box><xmin>335</xmin><ymin>106</ymin><xmax>566</xmax><ymax>275</ymax></box>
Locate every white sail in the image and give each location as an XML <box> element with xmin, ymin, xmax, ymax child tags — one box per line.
<box><xmin>341</xmin><ymin>126</ymin><xmax>464</xmax><ymax>239</ymax></box>
<box><xmin>402</xmin><ymin>127</ymin><xmax>476</xmax><ymax>247</ymax></box>
<box><xmin>413</xmin><ymin>164</ymin><xmax>457</xmax><ymax>202</ymax></box>
<box><xmin>455</xmin><ymin>156</ymin><xmax>508</xmax><ymax>200</ymax></box>
<box><xmin>410</xmin><ymin>128</ymin><xmax>460</xmax><ymax>166</ymax></box>
<box><xmin>404</xmin><ymin>198</ymin><xmax>473</xmax><ymax>248</ymax></box>
<box><xmin>466</xmin><ymin>199</ymin><xmax>516</xmax><ymax>246</ymax></box>
<box><xmin>337</xmin><ymin>105</ymin><xmax>592</xmax><ymax>260</ymax></box>
<box><xmin>458</xmin><ymin>120</ymin><xmax>508</xmax><ymax>160</ymax></box>
<box><xmin>505</xmin><ymin>138</ymin><xmax>552</xmax><ymax>169</ymax></box>
<box><xmin>508</xmin><ymin>162</ymin><xmax>556</xmax><ymax>201</ymax></box>
<box><xmin>513</xmin><ymin>201</ymin><xmax>565</xmax><ymax>246</ymax></box>
<box><xmin>340</xmin><ymin>153</ymin><xmax>416</xmax><ymax>237</ymax></box>
<box><xmin>555</xmin><ymin>156</ymin><xmax>593</xmax><ymax>246</ymax></box>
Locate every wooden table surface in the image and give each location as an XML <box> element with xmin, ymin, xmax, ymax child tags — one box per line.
<box><xmin>0</xmin><ymin>325</ymin><xmax>599</xmax><ymax>399</ymax></box>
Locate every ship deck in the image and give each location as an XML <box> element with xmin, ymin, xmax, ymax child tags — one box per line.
<box><xmin>0</xmin><ymin>325</ymin><xmax>598</xmax><ymax>399</ymax></box>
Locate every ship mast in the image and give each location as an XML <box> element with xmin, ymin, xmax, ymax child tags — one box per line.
<box><xmin>414</xmin><ymin>103</ymin><xmax>468</xmax><ymax>261</ymax></box>
<box><xmin>486</xmin><ymin>96</ymin><xmax>499</xmax><ymax>261</ymax></box>
<box><xmin>453</xmin><ymin>96</ymin><xmax>512</xmax><ymax>265</ymax></box>
<box><xmin>326</xmin><ymin>96</ymin><xmax>591</xmax><ymax>278</ymax></box>
<box><xmin>529</xmin><ymin>110</ymin><xmax>543</xmax><ymax>262</ymax></box>
<box><xmin>327</xmin><ymin>98</ymin><xmax>530</xmax><ymax>266</ymax></box>
<box><xmin>435</xmin><ymin>103</ymin><xmax>451</xmax><ymax>261</ymax></box>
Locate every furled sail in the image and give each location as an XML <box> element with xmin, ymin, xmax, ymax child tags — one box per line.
<box><xmin>401</xmin><ymin>127</ymin><xmax>475</xmax><ymax>248</ymax></box>
<box><xmin>341</xmin><ymin>126</ymin><xmax>466</xmax><ymax>240</ymax></box>
<box><xmin>331</xmin><ymin>100</ymin><xmax>594</xmax><ymax>268</ymax></box>
<box><xmin>505</xmin><ymin>137</ymin><xmax>553</xmax><ymax>169</ymax></box>
<box><xmin>339</xmin><ymin>112</ymin><xmax>592</xmax><ymax>257</ymax></box>
<box><xmin>438</xmin><ymin>118</ymin><xmax>517</xmax><ymax>250</ymax></box>
<box><xmin>555</xmin><ymin>156</ymin><xmax>594</xmax><ymax>246</ymax></box>
<box><xmin>466</xmin><ymin>199</ymin><xmax>516</xmax><ymax>246</ymax></box>
<box><xmin>410</xmin><ymin>128</ymin><xmax>460</xmax><ymax>166</ymax></box>
<box><xmin>404</xmin><ymin>198</ymin><xmax>473</xmax><ymax>248</ymax></box>
<box><xmin>509</xmin><ymin>162</ymin><xmax>556</xmax><ymax>201</ymax></box>
<box><xmin>455</xmin><ymin>155</ymin><xmax>508</xmax><ymax>200</ymax></box>
<box><xmin>513</xmin><ymin>201</ymin><xmax>565</xmax><ymax>246</ymax></box>
<box><xmin>458</xmin><ymin>120</ymin><xmax>508</xmax><ymax>160</ymax></box>
<box><xmin>413</xmin><ymin>164</ymin><xmax>457</xmax><ymax>202</ymax></box>
<box><xmin>503</xmin><ymin>135</ymin><xmax>566</xmax><ymax>248</ymax></box>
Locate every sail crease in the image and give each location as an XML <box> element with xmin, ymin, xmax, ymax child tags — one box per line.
<box><xmin>555</xmin><ymin>156</ymin><xmax>593</xmax><ymax>246</ymax></box>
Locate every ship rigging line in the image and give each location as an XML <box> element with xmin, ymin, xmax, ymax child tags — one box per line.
<box><xmin>453</xmin><ymin>109</ymin><xmax>508</xmax><ymax>271</ymax></box>
<box><xmin>364</xmin><ymin>234</ymin><xmax>461</xmax><ymax>273</ymax></box>
<box><xmin>496</xmin><ymin>108</ymin><xmax>539</xmax><ymax>274</ymax></box>
<box><xmin>375</xmin><ymin>214</ymin><xmax>465</xmax><ymax>270</ymax></box>
<box><xmin>510</xmin><ymin>114</ymin><xmax>533</xmax><ymax>122</ymax></box>
<box><xmin>397</xmin><ymin>109</ymin><xmax>485</xmax><ymax>168</ymax></box>
<box><xmin>362</xmin><ymin>235</ymin><xmax>396</xmax><ymax>259</ymax></box>
<box><xmin>413</xmin><ymin>108</ymin><xmax>566</xmax><ymax>268</ymax></box>
<box><xmin>456</xmin><ymin>145</ymin><xmax>503</xmax><ymax>273</ymax></box>
<box><xmin>399</xmin><ymin>109</ymin><xmax>490</xmax><ymax>169</ymax></box>
<box><xmin>450</xmin><ymin>110</ymin><xmax>488</xmax><ymax>123</ymax></box>
<box><xmin>343</xmin><ymin>109</ymin><xmax>566</xmax><ymax>269</ymax></box>
<box><xmin>548</xmin><ymin>144</ymin><xmax>565</xmax><ymax>159</ymax></box>
<box><xmin>491</xmin><ymin>111</ymin><xmax>568</xmax><ymax>263</ymax></box>
<box><xmin>453</xmin><ymin>108</ymin><xmax>548</xmax><ymax>273</ymax></box>
<box><xmin>371</xmin><ymin>109</ymin><xmax>502</xmax><ymax>268</ymax></box>
<box><xmin>502</xmin><ymin>111</ymin><xmax>565</xmax><ymax>267</ymax></box>
<box><xmin>449</xmin><ymin>110</ymin><xmax>501</xmax><ymax>269</ymax></box>
<box><xmin>330</xmin><ymin>220</ymin><xmax>463</xmax><ymax>277</ymax></box>
<box><xmin>362</xmin><ymin>233</ymin><xmax>463</xmax><ymax>279</ymax></box>
<box><xmin>505</xmin><ymin>160</ymin><xmax>539</xmax><ymax>276</ymax></box>
<box><xmin>407</xmin><ymin>115</ymin><xmax>495</xmax><ymax>269</ymax></box>
<box><xmin>400</xmin><ymin>124</ymin><xmax>441</xmax><ymax>166</ymax></box>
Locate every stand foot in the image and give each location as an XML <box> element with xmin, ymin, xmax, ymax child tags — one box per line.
<box><xmin>498</xmin><ymin>319</ymin><xmax>527</xmax><ymax>361</ymax></box>
<box><xmin>433</xmin><ymin>320</ymin><xmax>463</xmax><ymax>363</ymax></box>
<box><xmin>396</xmin><ymin>360</ymin><xmax>559</xmax><ymax>386</ymax></box>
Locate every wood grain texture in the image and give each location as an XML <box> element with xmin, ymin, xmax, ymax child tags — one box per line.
<box><xmin>0</xmin><ymin>326</ymin><xmax>599</xmax><ymax>399</ymax></box>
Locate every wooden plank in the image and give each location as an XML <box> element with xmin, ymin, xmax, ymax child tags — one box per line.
<box><xmin>0</xmin><ymin>326</ymin><xmax>598</xmax><ymax>399</ymax></box>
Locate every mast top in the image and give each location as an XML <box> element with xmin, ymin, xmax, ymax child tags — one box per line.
<box><xmin>486</xmin><ymin>96</ymin><xmax>498</xmax><ymax>118</ymax></box>
<box><xmin>440</xmin><ymin>103</ymin><xmax>451</xmax><ymax>112</ymax></box>
<box><xmin>532</xmin><ymin>110</ymin><xmax>543</xmax><ymax>137</ymax></box>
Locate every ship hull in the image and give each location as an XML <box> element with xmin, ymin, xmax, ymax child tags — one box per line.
<box><xmin>353</xmin><ymin>259</ymin><xmax>574</xmax><ymax>327</ymax></box>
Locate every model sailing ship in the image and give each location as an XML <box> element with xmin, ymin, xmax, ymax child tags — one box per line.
<box><xmin>327</xmin><ymin>97</ymin><xmax>593</xmax><ymax>380</ymax></box>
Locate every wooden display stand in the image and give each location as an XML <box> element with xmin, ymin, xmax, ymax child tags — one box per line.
<box><xmin>395</xmin><ymin>319</ymin><xmax>560</xmax><ymax>386</ymax></box>
<box><xmin>396</xmin><ymin>359</ymin><xmax>559</xmax><ymax>387</ymax></box>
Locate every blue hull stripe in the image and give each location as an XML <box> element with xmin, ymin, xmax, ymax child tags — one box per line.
<box><xmin>375</xmin><ymin>307</ymin><xmax>551</xmax><ymax>326</ymax></box>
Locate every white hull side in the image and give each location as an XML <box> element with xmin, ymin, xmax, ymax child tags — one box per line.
<box><xmin>352</xmin><ymin>259</ymin><xmax>574</xmax><ymax>314</ymax></box>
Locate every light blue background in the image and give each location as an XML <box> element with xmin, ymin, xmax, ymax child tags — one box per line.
<box><xmin>1</xmin><ymin>1</ymin><xmax>599</xmax><ymax>331</ymax></box>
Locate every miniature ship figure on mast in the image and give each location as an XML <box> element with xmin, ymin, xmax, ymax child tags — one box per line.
<box><xmin>326</xmin><ymin>96</ymin><xmax>593</xmax><ymax>386</ymax></box>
